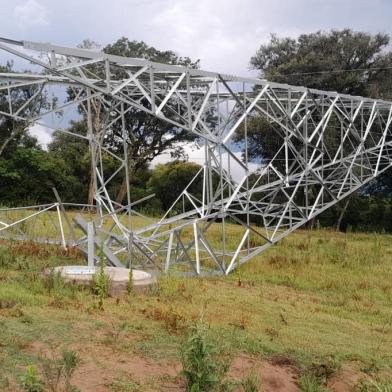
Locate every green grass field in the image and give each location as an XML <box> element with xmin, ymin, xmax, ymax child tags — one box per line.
<box><xmin>0</xmin><ymin>221</ymin><xmax>391</xmax><ymax>391</ymax></box>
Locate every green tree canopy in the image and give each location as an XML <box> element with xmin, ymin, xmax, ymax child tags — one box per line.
<box><xmin>251</xmin><ymin>29</ymin><xmax>392</xmax><ymax>98</ymax></box>
<box><xmin>235</xmin><ymin>29</ymin><xmax>392</xmax><ymax>230</ymax></box>
<box><xmin>68</xmin><ymin>37</ymin><xmax>200</xmax><ymax>204</ymax></box>
<box><xmin>147</xmin><ymin>161</ymin><xmax>203</xmax><ymax>211</ymax></box>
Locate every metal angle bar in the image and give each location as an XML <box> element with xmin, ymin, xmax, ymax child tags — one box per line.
<box><xmin>155</xmin><ymin>72</ymin><xmax>186</xmax><ymax>115</ymax></box>
<box><xmin>198</xmin><ymin>231</ymin><xmax>225</xmax><ymax>273</ymax></box>
<box><xmin>192</xmin><ymin>78</ymin><xmax>217</xmax><ymax>131</ymax></box>
<box><xmin>174</xmin><ymin>231</ymin><xmax>198</xmax><ymax>273</ymax></box>
<box><xmin>225</xmin><ymin>229</ymin><xmax>250</xmax><ymax>275</ymax></box>
<box><xmin>0</xmin><ymin>204</ymin><xmax>56</xmax><ymax>232</ymax></box>
<box><xmin>0</xmin><ymin>78</ymin><xmax>47</xmax><ymax>92</ymax></box>
<box><xmin>290</xmin><ymin>91</ymin><xmax>307</xmax><ymax>119</ymax></box>
<box><xmin>193</xmin><ymin>223</ymin><xmax>201</xmax><ymax>274</ymax></box>
<box><xmin>223</xmin><ymin>84</ymin><xmax>269</xmax><ymax>143</ymax></box>
<box><xmin>57</xmin><ymin>57</ymin><xmax>105</xmax><ymax>72</ymax></box>
<box><xmin>239</xmin><ymin>160</ymin><xmax>392</xmax><ymax>267</ymax></box>
<box><xmin>332</xmin><ymin>101</ymin><xmax>364</xmax><ymax>163</ymax></box>
<box><xmin>375</xmin><ymin>105</ymin><xmax>392</xmax><ymax>175</ymax></box>
<box><xmin>337</xmin><ymin>105</ymin><xmax>378</xmax><ymax>198</ymax></box>
<box><xmin>164</xmin><ymin>232</ymin><xmax>174</xmax><ymax>272</ymax></box>
<box><xmin>0</xmin><ymin>38</ymin><xmax>389</xmax><ymax>106</ymax></box>
<box><xmin>111</xmin><ymin>66</ymin><xmax>148</xmax><ymax>95</ymax></box>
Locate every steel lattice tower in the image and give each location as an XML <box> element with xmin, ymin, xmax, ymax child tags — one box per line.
<box><xmin>1</xmin><ymin>37</ymin><xmax>392</xmax><ymax>275</ymax></box>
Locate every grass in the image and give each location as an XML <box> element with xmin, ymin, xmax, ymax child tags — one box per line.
<box><xmin>0</xmin><ymin>221</ymin><xmax>391</xmax><ymax>390</ymax></box>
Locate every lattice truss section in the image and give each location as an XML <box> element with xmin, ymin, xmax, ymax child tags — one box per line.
<box><xmin>0</xmin><ymin>37</ymin><xmax>392</xmax><ymax>275</ymax></box>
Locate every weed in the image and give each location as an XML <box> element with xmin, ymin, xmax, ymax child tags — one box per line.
<box><xmin>0</xmin><ymin>249</ymin><xmax>16</xmax><ymax>268</ymax></box>
<box><xmin>109</xmin><ymin>377</ymin><xmax>141</xmax><ymax>391</ymax></box>
<box><xmin>148</xmin><ymin>305</ymin><xmax>187</xmax><ymax>333</ymax></box>
<box><xmin>40</xmin><ymin>349</ymin><xmax>80</xmax><ymax>392</ymax></box>
<box><xmin>43</xmin><ymin>269</ymin><xmax>65</xmax><ymax>295</ymax></box>
<box><xmin>104</xmin><ymin>322</ymin><xmax>129</xmax><ymax>346</ymax></box>
<box><xmin>20</xmin><ymin>366</ymin><xmax>44</xmax><ymax>392</ymax></box>
<box><xmin>41</xmin><ymin>354</ymin><xmax>63</xmax><ymax>392</ymax></box>
<box><xmin>62</xmin><ymin>349</ymin><xmax>80</xmax><ymax>392</ymax></box>
<box><xmin>127</xmin><ymin>268</ymin><xmax>133</xmax><ymax>295</ymax></box>
<box><xmin>299</xmin><ymin>374</ymin><xmax>330</xmax><ymax>392</ymax></box>
<box><xmin>92</xmin><ymin>249</ymin><xmax>111</xmax><ymax>310</ymax></box>
<box><xmin>357</xmin><ymin>380</ymin><xmax>392</xmax><ymax>392</ymax></box>
<box><xmin>241</xmin><ymin>369</ymin><xmax>260</xmax><ymax>392</ymax></box>
<box><xmin>181</xmin><ymin>319</ymin><xmax>230</xmax><ymax>392</ymax></box>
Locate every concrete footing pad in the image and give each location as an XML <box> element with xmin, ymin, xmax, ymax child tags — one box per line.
<box><xmin>49</xmin><ymin>265</ymin><xmax>156</xmax><ymax>294</ymax></box>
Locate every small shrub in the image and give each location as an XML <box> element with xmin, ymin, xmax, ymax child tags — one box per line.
<box><xmin>20</xmin><ymin>366</ymin><xmax>44</xmax><ymax>392</ymax></box>
<box><xmin>40</xmin><ymin>349</ymin><xmax>80</xmax><ymax>392</ymax></box>
<box><xmin>181</xmin><ymin>320</ymin><xmax>230</xmax><ymax>392</ymax></box>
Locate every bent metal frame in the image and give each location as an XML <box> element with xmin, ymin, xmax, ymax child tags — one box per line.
<box><xmin>0</xmin><ymin>37</ymin><xmax>392</xmax><ymax>275</ymax></box>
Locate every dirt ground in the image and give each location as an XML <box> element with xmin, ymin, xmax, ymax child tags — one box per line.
<box><xmin>16</xmin><ymin>341</ymin><xmax>369</xmax><ymax>391</ymax></box>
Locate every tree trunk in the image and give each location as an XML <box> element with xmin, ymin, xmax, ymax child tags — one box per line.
<box><xmin>0</xmin><ymin>127</ymin><xmax>24</xmax><ymax>157</ymax></box>
<box><xmin>116</xmin><ymin>163</ymin><xmax>135</xmax><ymax>205</ymax></box>
<box><xmin>116</xmin><ymin>177</ymin><xmax>128</xmax><ymax>205</ymax></box>
<box><xmin>336</xmin><ymin>198</ymin><xmax>350</xmax><ymax>231</ymax></box>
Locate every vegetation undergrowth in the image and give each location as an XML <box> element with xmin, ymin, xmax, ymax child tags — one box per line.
<box><xmin>0</xmin><ymin>227</ymin><xmax>391</xmax><ymax>390</ymax></box>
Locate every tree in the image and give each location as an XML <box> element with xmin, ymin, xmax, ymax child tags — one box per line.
<box><xmin>147</xmin><ymin>161</ymin><xmax>203</xmax><ymax>211</ymax></box>
<box><xmin>48</xmin><ymin>121</ymin><xmax>91</xmax><ymax>203</ymax></box>
<box><xmin>239</xmin><ymin>30</ymin><xmax>392</xmax><ymax>164</ymax></box>
<box><xmin>0</xmin><ymin>63</ymin><xmax>47</xmax><ymax>159</ymax></box>
<box><xmin>48</xmin><ymin>120</ymin><xmax>156</xmax><ymax>205</ymax></box>
<box><xmin>234</xmin><ymin>30</ymin><xmax>392</xmax><ymax>231</ymax></box>
<box><xmin>251</xmin><ymin>29</ymin><xmax>392</xmax><ymax>98</ymax></box>
<box><xmin>63</xmin><ymin>38</ymin><xmax>200</xmax><ymax>205</ymax></box>
<box><xmin>103</xmin><ymin>38</ymin><xmax>200</xmax><ymax>204</ymax></box>
<box><xmin>0</xmin><ymin>62</ymin><xmax>70</xmax><ymax>205</ymax></box>
<box><xmin>0</xmin><ymin>146</ymin><xmax>77</xmax><ymax>205</ymax></box>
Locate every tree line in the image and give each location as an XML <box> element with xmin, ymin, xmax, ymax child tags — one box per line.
<box><xmin>1</xmin><ymin>29</ymin><xmax>392</xmax><ymax>232</ymax></box>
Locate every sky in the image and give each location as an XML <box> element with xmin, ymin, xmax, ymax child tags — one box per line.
<box><xmin>2</xmin><ymin>0</ymin><xmax>392</xmax><ymax>77</ymax></box>
<box><xmin>1</xmin><ymin>0</ymin><xmax>392</xmax><ymax>174</ymax></box>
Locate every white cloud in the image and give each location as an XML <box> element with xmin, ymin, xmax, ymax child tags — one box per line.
<box><xmin>29</xmin><ymin>123</ymin><xmax>52</xmax><ymax>149</ymax></box>
<box><xmin>14</xmin><ymin>0</ymin><xmax>49</xmax><ymax>27</ymax></box>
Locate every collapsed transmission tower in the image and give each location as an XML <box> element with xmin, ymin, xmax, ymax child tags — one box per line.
<box><xmin>0</xmin><ymin>37</ymin><xmax>392</xmax><ymax>275</ymax></box>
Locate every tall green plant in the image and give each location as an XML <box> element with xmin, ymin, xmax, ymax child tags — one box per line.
<box><xmin>181</xmin><ymin>320</ymin><xmax>229</xmax><ymax>392</ymax></box>
<box><xmin>92</xmin><ymin>246</ymin><xmax>111</xmax><ymax>310</ymax></box>
<box><xmin>20</xmin><ymin>366</ymin><xmax>43</xmax><ymax>392</ymax></box>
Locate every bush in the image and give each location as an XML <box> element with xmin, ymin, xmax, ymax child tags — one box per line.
<box><xmin>181</xmin><ymin>320</ymin><xmax>230</xmax><ymax>392</ymax></box>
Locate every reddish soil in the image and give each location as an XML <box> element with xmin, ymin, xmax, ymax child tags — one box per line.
<box><xmin>26</xmin><ymin>341</ymin><xmax>369</xmax><ymax>391</ymax></box>
<box><xmin>230</xmin><ymin>354</ymin><xmax>299</xmax><ymax>392</ymax></box>
<box><xmin>326</xmin><ymin>364</ymin><xmax>367</xmax><ymax>392</ymax></box>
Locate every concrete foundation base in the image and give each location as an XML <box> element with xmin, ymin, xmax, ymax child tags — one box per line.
<box><xmin>49</xmin><ymin>265</ymin><xmax>156</xmax><ymax>294</ymax></box>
